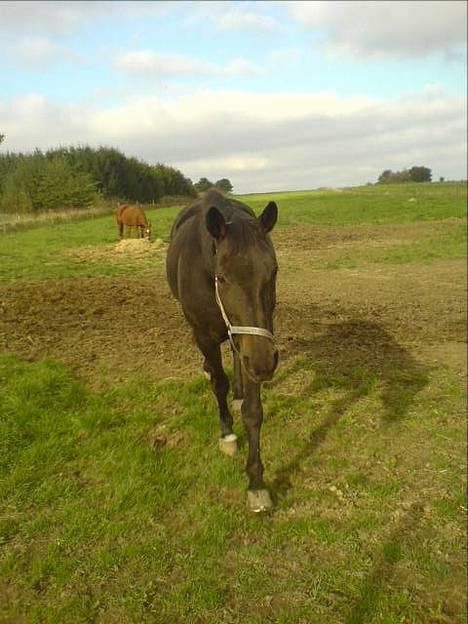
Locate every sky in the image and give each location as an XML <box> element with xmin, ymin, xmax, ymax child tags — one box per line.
<box><xmin>0</xmin><ymin>0</ymin><xmax>466</xmax><ymax>193</ymax></box>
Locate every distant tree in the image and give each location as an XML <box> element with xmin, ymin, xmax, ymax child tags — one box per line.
<box><xmin>409</xmin><ymin>166</ymin><xmax>431</xmax><ymax>183</ymax></box>
<box><xmin>377</xmin><ymin>166</ymin><xmax>432</xmax><ymax>184</ymax></box>
<box><xmin>439</xmin><ymin>176</ymin><xmax>445</xmax><ymax>183</ymax></box>
<box><xmin>194</xmin><ymin>177</ymin><xmax>214</xmax><ymax>193</ymax></box>
<box><xmin>215</xmin><ymin>178</ymin><xmax>233</xmax><ymax>193</ymax></box>
<box><xmin>378</xmin><ymin>169</ymin><xmax>393</xmax><ymax>184</ymax></box>
<box><xmin>0</xmin><ymin>134</ymin><xmax>4</xmax><ymax>145</ymax></box>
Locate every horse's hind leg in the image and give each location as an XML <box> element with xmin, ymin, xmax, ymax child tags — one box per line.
<box><xmin>194</xmin><ymin>332</ymin><xmax>237</xmax><ymax>456</ymax></box>
<box><xmin>231</xmin><ymin>347</ymin><xmax>243</xmax><ymax>414</ymax></box>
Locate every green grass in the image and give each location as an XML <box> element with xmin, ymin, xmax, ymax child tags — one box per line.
<box><xmin>0</xmin><ymin>353</ymin><xmax>465</xmax><ymax>623</ymax></box>
<box><xmin>0</xmin><ymin>183</ymin><xmax>466</xmax><ymax>283</ymax></box>
<box><xmin>0</xmin><ymin>182</ymin><xmax>466</xmax><ymax>622</ymax></box>
<box><xmin>242</xmin><ymin>182</ymin><xmax>467</xmax><ymax>226</ymax></box>
<box><xmin>0</xmin><ymin>204</ymin><xmax>179</xmax><ymax>283</ymax></box>
<box><xmin>320</xmin><ymin>221</ymin><xmax>467</xmax><ymax>270</ymax></box>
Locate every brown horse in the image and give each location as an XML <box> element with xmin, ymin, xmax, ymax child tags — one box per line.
<box><xmin>166</xmin><ymin>189</ymin><xmax>279</xmax><ymax>512</ymax></box>
<box><xmin>116</xmin><ymin>204</ymin><xmax>152</xmax><ymax>239</ymax></box>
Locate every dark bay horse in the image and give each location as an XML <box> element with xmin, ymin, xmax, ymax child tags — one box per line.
<box><xmin>166</xmin><ymin>189</ymin><xmax>279</xmax><ymax>512</ymax></box>
<box><xmin>116</xmin><ymin>204</ymin><xmax>152</xmax><ymax>239</ymax></box>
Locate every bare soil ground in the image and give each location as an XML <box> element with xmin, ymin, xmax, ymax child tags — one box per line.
<box><xmin>0</xmin><ymin>224</ymin><xmax>465</xmax><ymax>388</ymax></box>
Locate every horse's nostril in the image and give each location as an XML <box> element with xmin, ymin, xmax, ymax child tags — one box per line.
<box><xmin>242</xmin><ymin>351</ymin><xmax>278</xmax><ymax>382</ymax></box>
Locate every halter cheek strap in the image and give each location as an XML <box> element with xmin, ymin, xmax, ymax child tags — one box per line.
<box><xmin>214</xmin><ymin>277</ymin><xmax>275</xmax><ymax>350</ymax></box>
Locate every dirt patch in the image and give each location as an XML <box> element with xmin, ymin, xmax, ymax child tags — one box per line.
<box><xmin>0</xmin><ymin>272</ymin><xmax>199</xmax><ymax>386</ymax></box>
<box><xmin>0</xmin><ymin>225</ymin><xmax>465</xmax><ymax>387</ymax></box>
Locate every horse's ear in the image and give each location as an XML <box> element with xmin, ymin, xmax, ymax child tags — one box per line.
<box><xmin>206</xmin><ymin>206</ymin><xmax>227</xmax><ymax>241</ymax></box>
<box><xmin>259</xmin><ymin>201</ymin><xmax>278</xmax><ymax>233</ymax></box>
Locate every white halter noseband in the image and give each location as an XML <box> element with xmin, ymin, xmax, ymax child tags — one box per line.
<box><xmin>214</xmin><ymin>276</ymin><xmax>275</xmax><ymax>350</ymax></box>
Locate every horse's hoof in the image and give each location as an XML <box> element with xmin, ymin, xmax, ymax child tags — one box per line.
<box><xmin>232</xmin><ymin>399</ymin><xmax>243</xmax><ymax>414</ymax></box>
<box><xmin>247</xmin><ymin>489</ymin><xmax>273</xmax><ymax>513</ymax></box>
<box><xmin>219</xmin><ymin>434</ymin><xmax>237</xmax><ymax>457</ymax></box>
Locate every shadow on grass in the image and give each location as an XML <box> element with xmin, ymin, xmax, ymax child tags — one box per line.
<box><xmin>271</xmin><ymin>320</ymin><xmax>429</xmax><ymax>497</ymax></box>
<box><xmin>345</xmin><ymin>501</ymin><xmax>424</xmax><ymax>624</ymax></box>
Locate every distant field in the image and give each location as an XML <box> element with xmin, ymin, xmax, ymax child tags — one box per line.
<box><xmin>242</xmin><ymin>181</ymin><xmax>467</xmax><ymax>226</ymax></box>
<box><xmin>0</xmin><ymin>182</ymin><xmax>466</xmax><ymax>283</ymax></box>
<box><xmin>0</xmin><ymin>183</ymin><xmax>466</xmax><ymax>623</ymax></box>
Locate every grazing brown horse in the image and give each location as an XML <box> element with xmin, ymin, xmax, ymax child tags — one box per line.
<box><xmin>166</xmin><ymin>189</ymin><xmax>279</xmax><ymax>512</ymax></box>
<box><xmin>116</xmin><ymin>204</ymin><xmax>151</xmax><ymax>239</ymax></box>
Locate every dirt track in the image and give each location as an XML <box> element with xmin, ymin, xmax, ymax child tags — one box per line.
<box><xmin>0</xmin><ymin>225</ymin><xmax>465</xmax><ymax>387</ymax></box>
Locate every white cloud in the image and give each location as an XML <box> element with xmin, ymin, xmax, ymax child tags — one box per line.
<box><xmin>12</xmin><ymin>36</ymin><xmax>81</xmax><ymax>67</ymax></box>
<box><xmin>289</xmin><ymin>1</ymin><xmax>467</xmax><ymax>60</ymax></box>
<box><xmin>215</xmin><ymin>9</ymin><xmax>279</xmax><ymax>32</ymax></box>
<box><xmin>0</xmin><ymin>1</ymin><xmax>175</xmax><ymax>35</ymax></box>
<box><xmin>114</xmin><ymin>51</ymin><xmax>262</xmax><ymax>79</ymax></box>
<box><xmin>1</xmin><ymin>88</ymin><xmax>465</xmax><ymax>192</ymax></box>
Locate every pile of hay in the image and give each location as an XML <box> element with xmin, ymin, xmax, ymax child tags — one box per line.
<box><xmin>114</xmin><ymin>238</ymin><xmax>164</xmax><ymax>256</ymax></box>
<box><xmin>66</xmin><ymin>238</ymin><xmax>166</xmax><ymax>263</ymax></box>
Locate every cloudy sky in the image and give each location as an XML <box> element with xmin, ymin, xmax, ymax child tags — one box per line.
<box><xmin>1</xmin><ymin>1</ymin><xmax>466</xmax><ymax>193</ymax></box>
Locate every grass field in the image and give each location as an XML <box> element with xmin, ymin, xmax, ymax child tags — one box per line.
<box><xmin>0</xmin><ymin>183</ymin><xmax>466</xmax><ymax>623</ymax></box>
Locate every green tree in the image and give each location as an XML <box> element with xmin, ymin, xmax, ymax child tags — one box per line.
<box><xmin>378</xmin><ymin>169</ymin><xmax>393</xmax><ymax>184</ymax></box>
<box><xmin>409</xmin><ymin>166</ymin><xmax>432</xmax><ymax>183</ymax></box>
<box><xmin>377</xmin><ymin>167</ymin><xmax>431</xmax><ymax>184</ymax></box>
<box><xmin>0</xmin><ymin>154</ymin><xmax>98</xmax><ymax>213</ymax></box>
<box><xmin>194</xmin><ymin>177</ymin><xmax>214</xmax><ymax>193</ymax></box>
<box><xmin>0</xmin><ymin>144</ymin><xmax>195</xmax><ymax>212</ymax></box>
<box><xmin>215</xmin><ymin>178</ymin><xmax>233</xmax><ymax>193</ymax></box>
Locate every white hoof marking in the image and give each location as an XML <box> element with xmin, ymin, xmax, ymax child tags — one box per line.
<box><xmin>219</xmin><ymin>434</ymin><xmax>238</xmax><ymax>457</ymax></box>
<box><xmin>247</xmin><ymin>489</ymin><xmax>273</xmax><ymax>513</ymax></box>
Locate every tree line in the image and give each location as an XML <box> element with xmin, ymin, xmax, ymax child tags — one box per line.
<box><xmin>377</xmin><ymin>166</ymin><xmax>432</xmax><ymax>184</ymax></box>
<box><xmin>0</xmin><ymin>142</ymin><xmax>197</xmax><ymax>214</ymax></box>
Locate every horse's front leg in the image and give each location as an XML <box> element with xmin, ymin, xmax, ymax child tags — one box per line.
<box><xmin>231</xmin><ymin>347</ymin><xmax>244</xmax><ymax>414</ymax></box>
<box><xmin>242</xmin><ymin>376</ymin><xmax>272</xmax><ymax>512</ymax></box>
<box><xmin>193</xmin><ymin>332</ymin><xmax>237</xmax><ymax>456</ymax></box>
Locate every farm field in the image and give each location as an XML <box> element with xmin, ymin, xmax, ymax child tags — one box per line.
<box><xmin>0</xmin><ymin>183</ymin><xmax>466</xmax><ymax>623</ymax></box>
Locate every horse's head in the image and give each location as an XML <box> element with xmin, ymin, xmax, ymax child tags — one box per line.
<box><xmin>207</xmin><ymin>202</ymin><xmax>279</xmax><ymax>383</ymax></box>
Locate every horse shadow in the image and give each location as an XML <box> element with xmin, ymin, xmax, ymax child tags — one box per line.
<box><xmin>269</xmin><ymin>319</ymin><xmax>429</xmax><ymax>497</ymax></box>
<box><xmin>345</xmin><ymin>500</ymin><xmax>425</xmax><ymax>624</ymax></box>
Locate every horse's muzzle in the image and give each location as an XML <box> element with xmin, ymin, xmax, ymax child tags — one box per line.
<box><xmin>242</xmin><ymin>349</ymin><xmax>279</xmax><ymax>383</ymax></box>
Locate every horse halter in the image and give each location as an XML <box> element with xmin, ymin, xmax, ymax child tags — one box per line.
<box><xmin>214</xmin><ymin>276</ymin><xmax>275</xmax><ymax>350</ymax></box>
